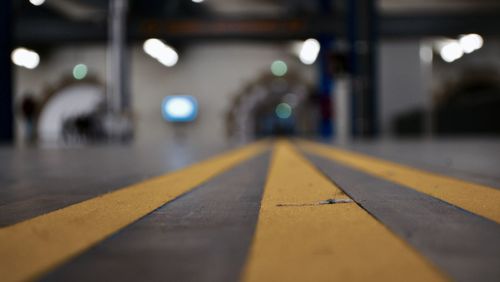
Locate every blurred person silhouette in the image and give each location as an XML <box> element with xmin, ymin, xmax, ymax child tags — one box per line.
<box><xmin>19</xmin><ymin>93</ymin><xmax>38</xmax><ymax>144</ymax></box>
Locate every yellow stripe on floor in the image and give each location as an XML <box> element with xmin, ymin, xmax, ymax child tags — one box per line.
<box><xmin>299</xmin><ymin>140</ymin><xmax>500</xmax><ymax>224</ymax></box>
<box><xmin>241</xmin><ymin>141</ymin><xmax>447</xmax><ymax>282</ymax></box>
<box><xmin>0</xmin><ymin>142</ymin><xmax>268</xmax><ymax>282</ymax></box>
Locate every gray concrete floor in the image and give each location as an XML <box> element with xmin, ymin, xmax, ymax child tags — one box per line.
<box><xmin>1</xmin><ymin>138</ymin><xmax>499</xmax><ymax>282</ymax></box>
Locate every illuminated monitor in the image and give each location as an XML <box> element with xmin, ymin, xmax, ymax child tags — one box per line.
<box><xmin>161</xmin><ymin>95</ymin><xmax>198</xmax><ymax>122</ymax></box>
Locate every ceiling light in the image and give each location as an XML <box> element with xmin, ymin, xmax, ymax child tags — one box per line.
<box><xmin>29</xmin><ymin>0</ymin><xmax>45</xmax><ymax>6</ymax></box>
<box><xmin>299</xmin><ymin>38</ymin><xmax>321</xmax><ymax>65</ymax></box>
<box><xmin>11</xmin><ymin>47</ymin><xmax>40</xmax><ymax>69</ymax></box>
<box><xmin>143</xmin><ymin>38</ymin><xmax>178</xmax><ymax>67</ymax></box>
<box><xmin>440</xmin><ymin>41</ymin><xmax>463</xmax><ymax>63</ymax></box>
<box><xmin>459</xmin><ymin>34</ymin><xmax>483</xmax><ymax>54</ymax></box>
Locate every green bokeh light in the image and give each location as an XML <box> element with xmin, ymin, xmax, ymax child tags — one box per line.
<box><xmin>73</xmin><ymin>64</ymin><xmax>88</xmax><ymax>80</ymax></box>
<box><xmin>275</xmin><ymin>103</ymin><xmax>292</xmax><ymax>119</ymax></box>
<box><xmin>271</xmin><ymin>60</ymin><xmax>287</xmax><ymax>76</ymax></box>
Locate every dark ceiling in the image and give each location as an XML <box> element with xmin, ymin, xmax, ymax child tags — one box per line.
<box><xmin>12</xmin><ymin>0</ymin><xmax>500</xmax><ymax>46</ymax></box>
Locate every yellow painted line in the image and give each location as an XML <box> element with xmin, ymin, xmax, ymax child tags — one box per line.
<box><xmin>299</xmin><ymin>140</ymin><xmax>500</xmax><ymax>224</ymax></box>
<box><xmin>241</xmin><ymin>141</ymin><xmax>447</xmax><ymax>282</ymax></box>
<box><xmin>0</xmin><ymin>142</ymin><xmax>268</xmax><ymax>282</ymax></box>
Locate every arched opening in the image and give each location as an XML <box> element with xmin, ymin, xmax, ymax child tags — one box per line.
<box><xmin>36</xmin><ymin>77</ymin><xmax>105</xmax><ymax>143</ymax></box>
<box><xmin>226</xmin><ymin>71</ymin><xmax>319</xmax><ymax>141</ymax></box>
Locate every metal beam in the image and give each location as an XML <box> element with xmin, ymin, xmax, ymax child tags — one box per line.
<box><xmin>381</xmin><ymin>12</ymin><xmax>500</xmax><ymax>38</ymax></box>
<box><xmin>14</xmin><ymin>12</ymin><xmax>500</xmax><ymax>46</ymax></box>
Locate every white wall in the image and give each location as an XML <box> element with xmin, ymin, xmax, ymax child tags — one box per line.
<box><xmin>14</xmin><ymin>42</ymin><xmax>315</xmax><ymax>145</ymax></box>
<box><xmin>14</xmin><ymin>46</ymin><xmax>107</xmax><ymax>144</ymax></box>
<box><xmin>131</xmin><ymin>42</ymin><xmax>315</xmax><ymax>144</ymax></box>
<box><xmin>378</xmin><ymin>38</ymin><xmax>500</xmax><ymax>136</ymax></box>
<box><xmin>432</xmin><ymin>39</ymin><xmax>500</xmax><ymax>92</ymax></box>
<box><xmin>378</xmin><ymin>40</ymin><xmax>429</xmax><ymax>135</ymax></box>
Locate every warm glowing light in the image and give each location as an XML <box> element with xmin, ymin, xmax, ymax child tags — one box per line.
<box><xmin>29</xmin><ymin>0</ymin><xmax>45</xmax><ymax>6</ymax></box>
<box><xmin>440</xmin><ymin>41</ymin><xmax>463</xmax><ymax>63</ymax></box>
<box><xmin>299</xmin><ymin>38</ymin><xmax>321</xmax><ymax>65</ymax></box>
<box><xmin>271</xmin><ymin>60</ymin><xmax>287</xmax><ymax>76</ymax></box>
<box><xmin>72</xmin><ymin>64</ymin><xmax>88</xmax><ymax>80</ymax></box>
<box><xmin>143</xmin><ymin>38</ymin><xmax>179</xmax><ymax>67</ymax></box>
<box><xmin>459</xmin><ymin>34</ymin><xmax>483</xmax><ymax>54</ymax></box>
<box><xmin>162</xmin><ymin>96</ymin><xmax>198</xmax><ymax>122</ymax></box>
<box><xmin>11</xmin><ymin>47</ymin><xmax>40</xmax><ymax>69</ymax></box>
<box><xmin>275</xmin><ymin>103</ymin><xmax>292</xmax><ymax>119</ymax></box>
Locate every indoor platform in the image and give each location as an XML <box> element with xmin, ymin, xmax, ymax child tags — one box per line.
<box><xmin>1</xmin><ymin>139</ymin><xmax>499</xmax><ymax>282</ymax></box>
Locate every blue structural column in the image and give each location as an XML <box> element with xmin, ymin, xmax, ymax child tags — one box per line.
<box><xmin>0</xmin><ymin>0</ymin><xmax>14</xmax><ymax>144</ymax></box>
<box><xmin>318</xmin><ymin>37</ymin><xmax>334</xmax><ymax>138</ymax></box>
<box><xmin>317</xmin><ymin>0</ymin><xmax>334</xmax><ymax>138</ymax></box>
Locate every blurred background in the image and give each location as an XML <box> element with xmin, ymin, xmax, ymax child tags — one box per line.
<box><xmin>2</xmin><ymin>0</ymin><xmax>500</xmax><ymax>147</ymax></box>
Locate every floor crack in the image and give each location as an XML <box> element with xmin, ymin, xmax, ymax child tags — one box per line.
<box><xmin>276</xmin><ymin>198</ymin><xmax>353</xmax><ymax>207</ymax></box>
